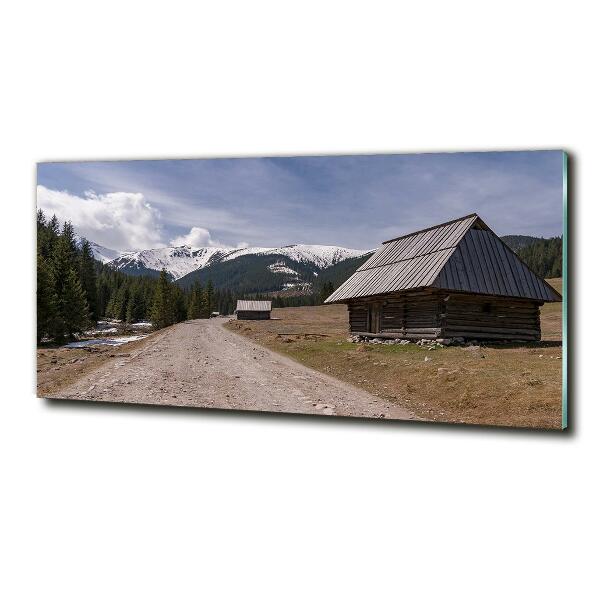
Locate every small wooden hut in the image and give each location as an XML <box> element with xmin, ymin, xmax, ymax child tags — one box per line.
<box><xmin>325</xmin><ymin>214</ymin><xmax>561</xmax><ymax>341</ymax></box>
<box><xmin>235</xmin><ymin>300</ymin><xmax>272</xmax><ymax>320</ymax></box>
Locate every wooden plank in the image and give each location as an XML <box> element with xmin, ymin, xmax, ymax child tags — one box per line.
<box><xmin>479</xmin><ymin>229</ymin><xmax>505</xmax><ymax>296</ymax></box>
<box><xmin>463</xmin><ymin>230</ymin><xmax>491</xmax><ymax>294</ymax></box>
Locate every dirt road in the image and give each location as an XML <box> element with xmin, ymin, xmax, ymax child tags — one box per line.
<box><xmin>48</xmin><ymin>319</ymin><xmax>414</xmax><ymax>421</ymax></box>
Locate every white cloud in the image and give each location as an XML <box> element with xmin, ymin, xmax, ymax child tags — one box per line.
<box><xmin>169</xmin><ymin>226</ymin><xmax>250</xmax><ymax>249</ymax></box>
<box><xmin>37</xmin><ymin>185</ymin><xmax>165</xmax><ymax>251</ymax></box>
<box><xmin>170</xmin><ymin>226</ymin><xmax>216</xmax><ymax>248</ymax></box>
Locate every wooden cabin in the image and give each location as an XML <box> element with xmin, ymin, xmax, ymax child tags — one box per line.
<box><xmin>325</xmin><ymin>214</ymin><xmax>561</xmax><ymax>342</ymax></box>
<box><xmin>235</xmin><ymin>300</ymin><xmax>272</xmax><ymax>320</ymax></box>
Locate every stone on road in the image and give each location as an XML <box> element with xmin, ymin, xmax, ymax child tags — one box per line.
<box><xmin>48</xmin><ymin>319</ymin><xmax>414</xmax><ymax>421</ymax></box>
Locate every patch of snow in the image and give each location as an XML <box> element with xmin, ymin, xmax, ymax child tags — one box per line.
<box><xmin>282</xmin><ymin>282</ymin><xmax>312</xmax><ymax>292</ymax></box>
<box><xmin>221</xmin><ymin>244</ymin><xmax>370</xmax><ymax>270</ymax></box>
<box><xmin>110</xmin><ymin>246</ymin><xmax>228</xmax><ymax>280</ymax></box>
<box><xmin>75</xmin><ymin>236</ymin><xmax>121</xmax><ymax>264</ymax></box>
<box><xmin>99</xmin><ymin>238</ymin><xmax>371</xmax><ymax>280</ymax></box>
<box><xmin>84</xmin><ymin>327</ymin><xmax>119</xmax><ymax>335</ymax></box>
<box><xmin>65</xmin><ymin>335</ymin><xmax>147</xmax><ymax>348</ymax></box>
<box><xmin>267</xmin><ymin>262</ymin><xmax>299</xmax><ymax>276</ymax></box>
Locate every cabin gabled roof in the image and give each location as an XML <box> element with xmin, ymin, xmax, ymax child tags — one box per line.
<box><xmin>325</xmin><ymin>214</ymin><xmax>562</xmax><ymax>303</ymax></box>
<box><xmin>236</xmin><ymin>300</ymin><xmax>272</xmax><ymax>312</ymax></box>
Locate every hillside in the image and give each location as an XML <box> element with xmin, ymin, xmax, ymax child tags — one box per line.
<box><xmin>514</xmin><ymin>236</ymin><xmax>562</xmax><ymax>279</ymax></box>
<box><xmin>500</xmin><ymin>235</ymin><xmax>541</xmax><ymax>251</ymax></box>
<box><xmin>501</xmin><ymin>235</ymin><xmax>563</xmax><ymax>278</ymax></box>
<box><xmin>77</xmin><ymin>228</ymin><xmax>561</xmax><ymax>297</ymax></box>
<box><xmin>317</xmin><ymin>251</ymin><xmax>374</xmax><ymax>288</ymax></box>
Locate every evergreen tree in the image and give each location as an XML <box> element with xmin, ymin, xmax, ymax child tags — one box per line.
<box><xmin>110</xmin><ymin>284</ymin><xmax>129</xmax><ymax>321</ymax></box>
<box><xmin>48</xmin><ymin>214</ymin><xmax>60</xmax><ymax>238</ymax></box>
<box><xmin>205</xmin><ymin>280</ymin><xmax>214</xmax><ymax>314</ymax></box>
<box><xmin>171</xmin><ymin>284</ymin><xmax>187</xmax><ymax>323</ymax></box>
<box><xmin>60</xmin><ymin>267</ymin><xmax>91</xmax><ymax>338</ymax></box>
<box><xmin>36</xmin><ymin>252</ymin><xmax>58</xmax><ymax>343</ymax></box>
<box><xmin>61</xmin><ymin>221</ymin><xmax>78</xmax><ymax>257</ymax></box>
<box><xmin>125</xmin><ymin>285</ymin><xmax>145</xmax><ymax>323</ymax></box>
<box><xmin>96</xmin><ymin>278</ymin><xmax>111</xmax><ymax>318</ymax></box>
<box><xmin>187</xmin><ymin>281</ymin><xmax>205</xmax><ymax>319</ymax></box>
<box><xmin>78</xmin><ymin>239</ymin><xmax>98</xmax><ymax>320</ymax></box>
<box><xmin>51</xmin><ymin>232</ymin><xmax>90</xmax><ymax>339</ymax></box>
<box><xmin>517</xmin><ymin>236</ymin><xmax>562</xmax><ymax>279</ymax></box>
<box><xmin>319</xmin><ymin>280</ymin><xmax>335</xmax><ymax>304</ymax></box>
<box><xmin>36</xmin><ymin>208</ymin><xmax>46</xmax><ymax>229</ymax></box>
<box><xmin>37</xmin><ymin>210</ymin><xmax>59</xmax><ymax>259</ymax></box>
<box><xmin>151</xmin><ymin>270</ymin><xmax>175</xmax><ymax>329</ymax></box>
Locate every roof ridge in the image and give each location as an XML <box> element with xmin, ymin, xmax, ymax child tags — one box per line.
<box><xmin>382</xmin><ymin>213</ymin><xmax>480</xmax><ymax>244</ymax></box>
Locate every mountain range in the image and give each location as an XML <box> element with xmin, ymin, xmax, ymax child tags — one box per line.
<box><xmin>83</xmin><ymin>239</ymin><xmax>372</xmax><ymax>294</ymax></box>
<box><xmin>81</xmin><ymin>233</ymin><xmax>549</xmax><ymax>296</ymax></box>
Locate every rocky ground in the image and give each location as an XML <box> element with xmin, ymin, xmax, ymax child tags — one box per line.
<box><xmin>43</xmin><ymin>318</ymin><xmax>415</xmax><ymax>421</ymax></box>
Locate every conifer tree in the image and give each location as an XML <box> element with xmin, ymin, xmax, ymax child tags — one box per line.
<box><xmin>36</xmin><ymin>252</ymin><xmax>58</xmax><ymax>343</ymax></box>
<box><xmin>37</xmin><ymin>208</ymin><xmax>46</xmax><ymax>229</ymax></box>
<box><xmin>37</xmin><ymin>210</ymin><xmax>49</xmax><ymax>256</ymax></box>
<box><xmin>205</xmin><ymin>280</ymin><xmax>214</xmax><ymax>314</ymax></box>
<box><xmin>187</xmin><ymin>281</ymin><xmax>208</xmax><ymax>319</ymax></box>
<box><xmin>319</xmin><ymin>280</ymin><xmax>335</xmax><ymax>304</ymax></box>
<box><xmin>125</xmin><ymin>285</ymin><xmax>144</xmax><ymax>323</ymax></box>
<box><xmin>78</xmin><ymin>239</ymin><xmax>98</xmax><ymax>320</ymax></box>
<box><xmin>171</xmin><ymin>285</ymin><xmax>187</xmax><ymax>322</ymax></box>
<box><xmin>48</xmin><ymin>214</ymin><xmax>60</xmax><ymax>238</ymax></box>
<box><xmin>60</xmin><ymin>267</ymin><xmax>91</xmax><ymax>338</ymax></box>
<box><xmin>187</xmin><ymin>282</ymin><xmax>199</xmax><ymax>319</ymax></box>
<box><xmin>51</xmin><ymin>230</ymin><xmax>90</xmax><ymax>339</ymax></box>
<box><xmin>38</xmin><ymin>210</ymin><xmax>59</xmax><ymax>259</ymax></box>
<box><xmin>151</xmin><ymin>270</ymin><xmax>175</xmax><ymax>329</ymax></box>
<box><xmin>111</xmin><ymin>285</ymin><xmax>130</xmax><ymax>321</ymax></box>
<box><xmin>61</xmin><ymin>221</ymin><xmax>78</xmax><ymax>257</ymax></box>
<box><xmin>125</xmin><ymin>295</ymin><xmax>136</xmax><ymax>323</ymax></box>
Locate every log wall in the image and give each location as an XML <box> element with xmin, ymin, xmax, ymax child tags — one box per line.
<box><xmin>442</xmin><ymin>293</ymin><xmax>541</xmax><ymax>340</ymax></box>
<box><xmin>347</xmin><ymin>288</ymin><xmax>542</xmax><ymax>341</ymax></box>
<box><xmin>348</xmin><ymin>289</ymin><xmax>443</xmax><ymax>339</ymax></box>
<box><xmin>348</xmin><ymin>304</ymin><xmax>369</xmax><ymax>332</ymax></box>
<box><xmin>236</xmin><ymin>311</ymin><xmax>271</xmax><ymax>320</ymax></box>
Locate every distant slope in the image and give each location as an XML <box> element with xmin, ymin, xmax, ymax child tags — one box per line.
<box><xmin>77</xmin><ymin>229</ymin><xmax>560</xmax><ymax>292</ymax></box>
<box><xmin>317</xmin><ymin>251</ymin><xmax>374</xmax><ymax>288</ymax></box>
<box><xmin>106</xmin><ymin>243</ymin><xmax>367</xmax><ymax>281</ymax></box>
<box><xmin>75</xmin><ymin>236</ymin><xmax>121</xmax><ymax>264</ymax></box>
<box><xmin>500</xmin><ymin>235</ymin><xmax>541</xmax><ymax>251</ymax></box>
<box><xmin>178</xmin><ymin>253</ymin><xmax>317</xmax><ymax>294</ymax></box>
<box><xmin>514</xmin><ymin>236</ymin><xmax>562</xmax><ymax>279</ymax></box>
<box><xmin>177</xmin><ymin>250</ymin><xmax>374</xmax><ymax>295</ymax></box>
<box><xmin>109</xmin><ymin>246</ymin><xmax>228</xmax><ymax>280</ymax></box>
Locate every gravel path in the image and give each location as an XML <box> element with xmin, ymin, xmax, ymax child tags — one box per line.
<box><xmin>49</xmin><ymin>318</ymin><xmax>414</xmax><ymax>421</ymax></box>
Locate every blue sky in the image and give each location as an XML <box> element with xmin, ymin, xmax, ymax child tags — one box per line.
<box><xmin>37</xmin><ymin>150</ymin><xmax>564</xmax><ymax>252</ymax></box>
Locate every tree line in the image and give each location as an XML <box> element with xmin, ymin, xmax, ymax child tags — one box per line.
<box><xmin>37</xmin><ymin>210</ymin><xmax>96</xmax><ymax>343</ymax></box>
<box><xmin>37</xmin><ymin>211</ymin><xmax>230</xmax><ymax>343</ymax></box>
<box><xmin>516</xmin><ymin>236</ymin><xmax>562</xmax><ymax>279</ymax></box>
<box><xmin>37</xmin><ymin>210</ymin><xmax>267</xmax><ymax>344</ymax></box>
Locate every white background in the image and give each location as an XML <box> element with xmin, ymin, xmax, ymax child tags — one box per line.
<box><xmin>1</xmin><ymin>2</ymin><xmax>597</xmax><ymax>599</ymax></box>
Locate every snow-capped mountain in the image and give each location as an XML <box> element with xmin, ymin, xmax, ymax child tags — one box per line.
<box><xmin>106</xmin><ymin>243</ymin><xmax>369</xmax><ymax>281</ymax></box>
<box><xmin>110</xmin><ymin>246</ymin><xmax>229</xmax><ymax>280</ymax></box>
<box><xmin>223</xmin><ymin>245</ymin><xmax>367</xmax><ymax>270</ymax></box>
<box><xmin>75</xmin><ymin>236</ymin><xmax>121</xmax><ymax>264</ymax></box>
<box><xmin>77</xmin><ymin>234</ymin><xmax>372</xmax><ymax>294</ymax></box>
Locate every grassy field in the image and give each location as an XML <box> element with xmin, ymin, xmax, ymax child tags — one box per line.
<box><xmin>225</xmin><ymin>278</ymin><xmax>564</xmax><ymax>429</ymax></box>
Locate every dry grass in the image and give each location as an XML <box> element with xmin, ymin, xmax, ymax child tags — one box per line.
<box><xmin>225</xmin><ymin>279</ymin><xmax>564</xmax><ymax>429</ymax></box>
<box><xmin>539</xmin><ymin>278</ymin><xmax>563</xmax><ymax>341</ymax></box>
<box><xmin>36</xmin><ymin>332</ymin><xmax>159</xmax><ymax>397</ymax></box>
